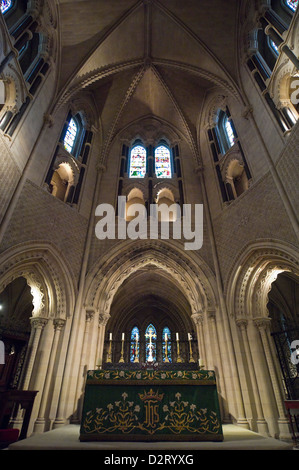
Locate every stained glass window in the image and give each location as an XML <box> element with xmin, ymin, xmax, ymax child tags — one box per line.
<box><xmin>64</xmin><ymin>118</ymin><xmax>78</xmax><ymax>154</ymax></box>
<box><xmin>155</xmin><ymin>145</ymin><xmax>172</xmax><ymax>178</ymax></box>
<box><xmin>130</xmin><ymin>326</ymin><xmax>140</xmax><ymax>363</ymax></box>
<box><xmin>129</xmin><ymin>145</ymin><xmax>146</xmax><ymax>178</ymax></box>
<box><xmin>224</xmin><ymin>117</ymin><xmax>235</xmax><ymax>148</ymax></box>
<box><xmin>1</xmin><ymin>0</ymin><xmax>12</xmax><ymax>14</ymax></box>
<box><xmin>145</xmin><ymin>323</ymin><xmax>157</xmax><ymax>363</ymax></box>
<box><xmin>269</xmin><ymin>39</ymin><xmax>279</xmax><ymax>56</ymax></box>
<box><xmin>285</xmin><ymin>0</ymin><xmax>298</xmax><ymax>12</ymax></box>
<box><xmin>162</xmin><ymin>327</ymin><xmax>172</xmax><ymax>363</ymax></box>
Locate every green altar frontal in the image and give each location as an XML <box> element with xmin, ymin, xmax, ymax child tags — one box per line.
<box><xmin>80</xmin><ymin>369</ymin><xmax>223</xmax><ymax>442</ymax></box>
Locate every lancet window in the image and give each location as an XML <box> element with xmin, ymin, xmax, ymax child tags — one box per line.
<box><xmin>130</xmin><ymin>326</ymin><xmax>140</xmax><ymax>363</ymax></box>
<box><xmin>155</xmin><ymin>145</ymin><xmax>172</xmax><ymax>178</ymax></box>
<box><xmin>285</xmin><ymin>0</ymin><xmax>298</xmax><ymax>12</ymax></box>
<box><xmin>1</xmin><ymin>0</ymin><xmax>13</xmax><ymax>14</ymax></box>
<box><xmin>162</xmin><ymin>327</ymin><xmax>172</xmax><ymax>363</ymax></box>
<box><xmin>145</xmin><ymin>324</ymin><xmax>157</xmax><ymax>363</ymax></box>
<box><xmin>129</xmin><ymin>145</ymin><xmax>147</xmax><ymax>178</ymax></box>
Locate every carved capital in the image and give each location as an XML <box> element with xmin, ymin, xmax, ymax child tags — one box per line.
<box><xmin>236</xmin><ymin>318</ymin><xmax>248</xmax><ymax>329</ymax></box>
<box><xmin>253</xmin><ymin>317</ymin><xmax>271</xmax><ymax>331</ymax></box>
<box><xmin>30</xmin><ymin>317</ymin><xmax>48</xmax><ymax>329</ymax></box>
<box><xmin>191</xmin><ymin>312</ymin><xmax>204</xmax><ymax>325</ymax></box>
<box><xmin>98</xmin><ymin>313</ymin><xmax>110</xmax><ymax>327</ymax></box>
<box><xmin>53</xmin><ymin>318</ymin><xmax>66</xmax><ymax>331</ymax></box>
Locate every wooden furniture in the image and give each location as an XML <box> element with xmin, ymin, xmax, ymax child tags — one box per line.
<box><xmin>285</xmin><ymin>400</ymin><xmax>299</xmax><ymax>446</ymax></box>
<box><xmin>0</xmin><ymin>390</ymin><xmax>38</xmax><ymax>440</ymax></box>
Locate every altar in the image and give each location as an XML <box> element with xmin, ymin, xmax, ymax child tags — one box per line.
<box><xmin>79</xmin><ymin>368</ymin><xmax>223</xmax><ymax>442</ymax></box>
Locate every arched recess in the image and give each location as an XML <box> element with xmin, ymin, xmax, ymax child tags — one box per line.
<box><xmin>0</xmin><ymin>241</ymin><xmax>76</xmax><ymax>431</ymax></box>
<box><xmin>83</xmin><ymin>239</ymin><xmax>217</xmax><ymax>368</ymax></box>
<box><xmin>85</xmin><ymin>240</ymin><xmax>217</xmax><ymax>318</ymax></box>
<box><xmin>0</xmin><ymin>241</ymin><xmax>76</xmax><ymax>320</ymax></box>
<box><xmin>225</xmin><ymin>240</ymin><xmax>299</xmax><ymax>438</ymax></box>
<box><xmin>270</xmin><ymin>65</ymin><xmax>299</xmax><ymax>125</ymax></box>
<box><xmin>226</xmin><ymin>240</ymin><xmax>299</xmax><ymax>320</ymax></box>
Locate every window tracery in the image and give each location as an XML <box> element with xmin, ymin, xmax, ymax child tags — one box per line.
<box><xmin>162</xmin><ymin>327</ymin><xmax>172</xmax><ymax>363</ymax></box>
<box><xmin>285</xmin><ymin>0</ymin><xmax>298</xmax><ymax>12</ymax></box>
<box><xmin>155</xmin><ymin>145</ymin><xmax>172</xmax><ymax>178</ymax></box>
<box><xmin>1</xmin><ymin>0</ymin><xmax>13</xmax><ymax>14</ymax></box>
<box><xmin>129</xmin><ymin>145</ymin><xmax>147</xmax><ymax>178</ymax></box>
<box><xmin>64</xmin><ymin>118</ymin><xmax>78</xmax><ymax>154</ymax></box>
<box><xmin>130</xmin><ymin>326</ymin><xmax>140</xmax><ymax>363</ymax></box>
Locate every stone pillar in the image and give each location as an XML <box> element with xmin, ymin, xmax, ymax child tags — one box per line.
<box><xmin>72</xmin><ymin>308</ymin><xmax>94</xmax><ymax>423</ymax></box>
<box><xmin>191</xmin><ymin>311</ymin><xmax>205</xmax><ymax>366</ymax></box>
<box><xmin>96</xmin><ymin>313</ymin><xmax>110</xmax><ymax>368</ymax></box>
<box><xmin>12</xmin><ymin>317</ymin><xmax>48</xmax><ymax>430</ymax></box>
<box><xmin>33</xmin><ymin>319</ymin><xmax>65</xmax><ymax>433</ymax></box>
<box><xmin>207</xmin><ymin>309</ymin><xmax>230</xmax><ymax>424</ymax></box>
<box><xmin>236</xmin><ymin>318</ymin><xmax>269</xmax><ymax>436</ymax></box>
<box><xmin>22</xmin><ymin>317</ymin><xmax>48</xmax><ymax>390</ymax></box>
<box><xmin>254</xmin><ymin>317</ymin><xmax>291</xmax><ymax>439</ymax></box>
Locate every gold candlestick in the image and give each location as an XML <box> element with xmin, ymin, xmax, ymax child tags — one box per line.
<box><xmin>134</xmin><ymin>334</ymin><xmax>139</xmax><ymax>362</ymax></box>
<box><xmin>119</xmin><ymin>334</ymin><xmax>125</xmax><ymax>363</ymax></box>
<box><xmin>176</xmin><ymin>339</ymin><xmax>182</xmax><ymax>363</ymax></box>
<box><xmin>106</xmin><ymin>334</ymin><xmax>112</xmax><ymax>363</ymax></box>
<box><xmin>164</xmin><ymin>335</ymin><xmax>169</xmax><ymax>363</ymax></box>
<box><xmin>176</xmin><ymin>333</ymin><xmax>182</xmax><ymax>363</ymax></box>
<box><xmin>188</xmin><ymin>334</ymin><xmax>195</xmax><ymax>363</ymax></box>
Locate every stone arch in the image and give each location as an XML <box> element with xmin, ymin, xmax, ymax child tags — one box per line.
<box><xmin>84</xmin><ymin>240</ymin><xmax>217</xmax><ymax>319</ymax></box>
<box><xmin>153</xmin><ymin>182</ymin><xmax>180</xmax><ymax>203</ymax></box>
<box><xmin>0</xmin><ymin>241</ymin><xmax>76</xmax><ymax>320</ymax></box>
<box><xmin>269</xmin><ymin>62</ymin><xmax>299</xmax><ymax>118</ymax></box>
<box><xmin>200</xmin><ymin>92</ymin><xmax>228</xmax><ymax>132</ymax></box>
<box><xmin>226</xmin><ymin>240</ymin><xmax>299</xmax><ymax>320</ymax></box>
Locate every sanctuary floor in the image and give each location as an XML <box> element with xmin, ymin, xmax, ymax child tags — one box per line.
<box><xmin>3</xmin><ymin>424</ymin><xmax>296</xmax><ymax>451</ymax></box>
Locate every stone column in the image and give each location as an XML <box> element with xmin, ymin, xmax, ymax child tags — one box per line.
<box><xmin>33</xmin><ymin>319</ymin><xmax>65</xmax><ymax>433</ymax></box>
<box><xmin>96</xmin><ymin>313</ymin><xmax>110</xmax><ymax>368</ymax></box>
<box><xmin>207</xmin><ymin>309</ymin><xmax>230</xmax><ymax>423</ymax></box>
<box><xmin>72</xmin><ymin>308</ymin><xmax>94</xmax><ymax>423</ymax></box>
<box><xmin>191</xmin><ymin>311</ymin><xmax>206</xmax><ymax>366</ymax></box>
<box><xmin>254</xmin><ymin>317</ymin><xmax>291</xmax><ymax>439</ymax></box>
<box><xmin>86</xmin><ymin>308</ymin><xmax>99</xmax><ymax>369</ymax></box>
<box><xmin>12</xmin><ymin>317</ymin><xmax>48</xmax><ymax>430</ymax></box>
<box><xmin>196</xmin><ymin>168</ymin><xmax>249</xmax><ymax>429</ymax></box>
<box><xmin>236</xmin><ymin>318</ymin><xmax>269</xmax><ymax>436</ymax></box>
<box><xmin>22</xmin><ymin>317</ymin><xmax>48</xmax><ymax>390</ymax></box>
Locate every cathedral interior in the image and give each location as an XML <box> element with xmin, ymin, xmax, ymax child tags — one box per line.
<box><xmin>0</xmin><ymin>0</ymin><xmax>299</xmax><ymax>449</ymax></box>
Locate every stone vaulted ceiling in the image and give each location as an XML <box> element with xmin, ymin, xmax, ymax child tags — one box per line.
<box><xmin>56</xmin><ymin>0</ymin><xmax>242</xmax><ymax>160</ymax></box>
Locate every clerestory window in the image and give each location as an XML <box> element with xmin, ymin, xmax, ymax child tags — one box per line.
<box><xmin>1</xmin><ymin>0</ymin><xmax>13</xmax><ymax>14</ymax></box>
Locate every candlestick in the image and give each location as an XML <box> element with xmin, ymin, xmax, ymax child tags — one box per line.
<box><xmin>188</xmin><ymin>333</ymin><xmax>195</xmax><ymax>363</ymax></box>
<box><xmin>134</xmin><ymin>333</ymin><xmax>139</xmax><ymax>363</ymax></box>
<box><xmin>176</xmin><ymin>335</ymin><xmax>182</xmax><ymax>363</ymax></box>
<box><xmin>119</xmin><ymin>333</ymin><xmax>125</xmax><ymax>363</ymax></box>
<box><xmin>164</xmin><ymin>334</ymin><xmax>169</xmax><ymax>363</ymax></box>
<box><xmin>106</xmin><ymin>335</ymin><xmax>112</xmax><ymax>363</ymax></box>
<box><xmin>96</xmin><ymin>357</ymin><xmax>102</xmax><ymax>369</ymax></box>
<box><xmin>199</xmin><ymin>358</ymin><xmax>204</xmax><ymax>369</ymax></box>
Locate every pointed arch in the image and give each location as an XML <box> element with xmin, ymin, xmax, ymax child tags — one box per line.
<box><xmin>225</xmin><ymin>240</ymin><xmax>299</xmax><ymax>320</ymax></box>
<box><xmin>84</xmin><ymin>239</ymin><xmax>218</xmax><ymax>321</ymax></box>
<box><xmin>0</xmin><ymin>241</ymin><xmax>76</xmax><ymax>320</ymax></box>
